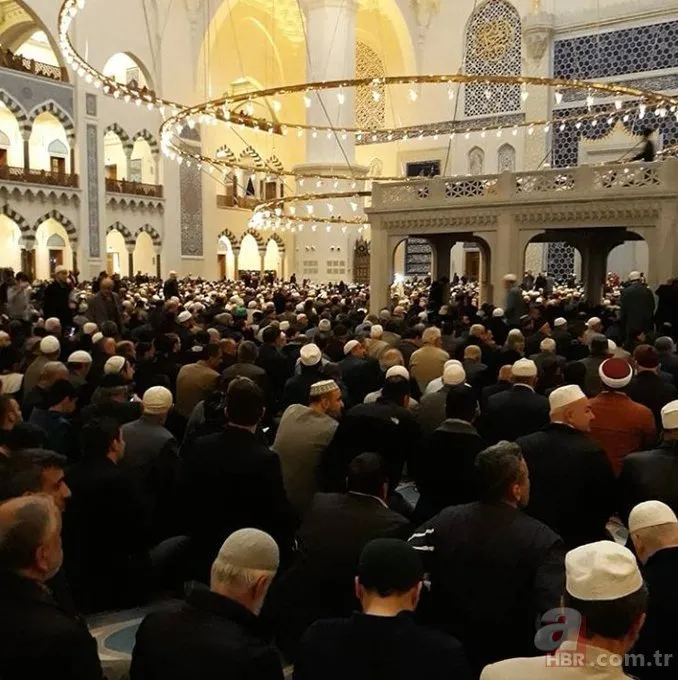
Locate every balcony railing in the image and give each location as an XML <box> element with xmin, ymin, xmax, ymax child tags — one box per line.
<box><xmin>105</xmin><ymin>178</ymin><xmax>164</xmax><ymax>198</ymax></box>
<box><xmin>217</xmin><ymin>194</ymin><xmax>260</xmax><ymax>209</ymax></box>
<box><xmin>0</xmin><ymin>165</ymin><xmax>79</xmax><ymax>188</ymax></box>
<box><xmin>0</xmin><ymin>49</ymin><xmax>67</xmax><ymax>82</ymax></box>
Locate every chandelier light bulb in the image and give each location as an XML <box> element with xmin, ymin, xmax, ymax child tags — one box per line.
<box><xmin>306</xmin><ymin>205</ymin><xmax>314</xmax><ymax>215</ymax></box>
<box><xmin>554</xmin><ymin>90</ymin><xmax>563</xmax><ymax>104</ymax></box>
<box><xmin>350</xmin><ymin>201</ymin><xmax>359</xmax><ymax>212</ymax></box>
<box><xmin>484</xmin><ymin>89</ymin><xmax>491</xmax><ymax>100</ymax></box>
<box><xmin>615</xmin><ymin>99</ymin><xmax>623</xmax><ymax>110</ymax></box>
<box><xmin>586</xmin><ymin>94</ymin><xmax>594</xmax><ymax>108</ymax></box>
<box><xmin>448</xmin><ymin>87</ymin><xmax>455</xmax><ymax>100</ymax></box>
<box><xmin>521</xmin><ymin>85</ymin><xmax>529</xmax><ymax>102</ymax></box>
<box><xmin>560</xmin><ymin>122</ymin><xmax>566</xmax><ymax>131</ymax></box>
<box><xmin>408</xmin><ymin>88</ymin><xmax>418</xmax><ymax>102</ymax></box>
<box><xmin>372</xmin><ymin>89</ymin><xmax>381</xmax><ymax>102</ymax></box>
<box><xmin>337</xmin><ymin>89</ymin><xmax>345</xmax><ymax>105</ymax></box>
<box><xmin>304</xmin><ymin>94</ymin><xmax>312</xmax><ymax>108</ymax></box>
<box><xmin>623</xmin><ymin>114</ymin><xmax>630</xmax><ymax>122</ymax></box>
<box><xmin>311</xmin><ymin>223</ymin><xmax>317</xmax><ymax>232</ymax></box>
<box><xmin>326</xmin><ymin>225</ymin><xmax>331</xmax><ymax>232</ymax></box>
<box><xmin>271</xmin><ymin>99</ymin><xmax>282</xmax><ymax>113</ymax></box>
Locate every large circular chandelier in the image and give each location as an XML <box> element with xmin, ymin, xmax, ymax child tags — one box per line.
<box><xmin>58</xmin><ymin>0</ymin><xmax>678</xmax><ymax>235</ymax></box>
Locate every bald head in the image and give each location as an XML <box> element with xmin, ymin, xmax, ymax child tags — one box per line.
<box><xmin>100</xmin><ymin>278</ymin><xmax>114</xmax><ymax>293</ymax></box>
<box><xmin>464</xmin><ymin>345</ymin><xmax>481</xmax><ymax>362</ymax></box>
<box><xmin>38</xmin><ymin>362</ymin><xmax>68</xmax><ymax>388</ymax></box>
<box><xmin>379</xmin><ymin>348</ymin><xmax>404</xmax><ymax>372</ymax></box>
<box><xmin>0</xmin><ymin>495</ymin><xmax>62</xmax><ymax>581</ymax></box>
<box><xmin>498</xmin><ymin>365</ymin><xmax>513</xmax><ymax>382</ymax></box>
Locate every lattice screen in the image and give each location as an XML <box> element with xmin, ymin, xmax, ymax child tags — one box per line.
<box><xmin>497</xmin><ymin>143</ymin><xmax>516</xmax><ymax>172</ymax></box>
<box><xmin>468</xmin><ymin>147</ymin><xmax>485</xmax><ymax>175</ymax></box>
<box><xmin>464</xmin><ymin>0</ymin><xmax>521</xmax><ymax>117</ymax></box>
<box><xmin>356</xmin><ymin>42</ymin><xmax>386</xmax><ymax>130</ymax></box>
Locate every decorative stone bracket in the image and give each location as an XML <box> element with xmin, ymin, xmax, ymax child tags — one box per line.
<box><xmin>523</xmin><ymin>11</ymin><xmax>554</xmax><ymax>62</ymax></box>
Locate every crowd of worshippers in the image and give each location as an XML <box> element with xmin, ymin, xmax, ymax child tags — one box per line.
<box><xmin>3</xmin><ymin>265</ymin><xmax>678</xmax><ymax>679</ymax></box>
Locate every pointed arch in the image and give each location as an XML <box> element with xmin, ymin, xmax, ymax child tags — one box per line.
<box><xmin>33</xmin><ymin>210</ymin><xmax>77</xmax><ymax>245</ymax></box>
<box><xmin>217</xmin><ymin>228</ymin><xmax>239</xmax><ymax>246</ymax></box>
<box><xmin>135</xmin><ymin>224</ymin><xmax>162</xmax><ymax>247</ymax></box>
<box><xmin>27</xmin><ymin>100</ymin><xmax>75</xmax><ymax>145</ymax></box>
<box><xmin>132</xmin><ymin>128</ymin><xmax>159</xmax><ymax>155</ymax></box>
<box><xmin>468</xmin><ymin>147</ymin><xmax>485</xmax><ymax>175</ymax></box>
<box><xmin>240</xmin><ymin>228</ymin><xmax>264</xmax><ymax>249</ymax></box>
<box><xmin>1</xmin><ymin>204</ymin><xmax>31</xmax><ymax>247</ymax></box>
<box><xmin>0</xmin><ymin>90</ymin><xmax>30</xmax><ymax>139</ymax></box>
<box><xmin>103</xmin><ymin>123</ymin><xmax>133</xmax><ymax>155</ymax></box>
<box><xmin>497</xmin><ymin>143</ymin><xmax>516</xmax><ymax>172</ymax></box>
<box><xmin>266</xmin><ymin>155</ymin><xmax>284</xmax><ymax>173</ymax></box>
<box><xmin>267</xmin><ymin>233</ymin><xmax>285</xmax><ymax>253</ymax></box>
<box><xmin>238</xmin><ymin>146</ymin><xmax>265</xmax><ymax>171</ymax></box>
<box><xmin>106</xmin><ymin>222</ymin><xmax>135</xmax><ymax>248</ymax></box>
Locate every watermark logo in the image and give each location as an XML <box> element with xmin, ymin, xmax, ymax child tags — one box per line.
<box><xmin>535</xmin><ymin>608</ymin><xmax>584</xmax><ymax>653</ymax></box>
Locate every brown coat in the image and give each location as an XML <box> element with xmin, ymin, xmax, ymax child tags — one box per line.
<box><xmin>176</xmin><ymin>361</ymin><xmax>220</xmax><ymax>419</ymax></box>
<box><xmin>589</xmin><ymin>391</ymin><xmax>656</xmax><ymax>475</ymax></box>
<box><xmin>410</xmin><ymin>345</ymin><xmax>450</xmax><ymax>392</ymax></box>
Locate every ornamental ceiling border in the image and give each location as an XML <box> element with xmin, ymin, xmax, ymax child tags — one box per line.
<box><xmin>382</xmin><ymin>214</ymin><xmax>498</xmax><ymax>232</ymax></box>
<box><xmin>513</xmin><ymin>202</ymin><xmax>662</xmax><ymax>225</ymax></box>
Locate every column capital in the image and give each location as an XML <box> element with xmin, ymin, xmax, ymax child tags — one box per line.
<box><xmin>523</xmin><ymin>11</ymin><xmax>554</xmax><ymax>62</ymax></box>
<box><xmin>300</xmin><ymin>0</ymin><xmax>357</xmax><ymax>12</ymax></box>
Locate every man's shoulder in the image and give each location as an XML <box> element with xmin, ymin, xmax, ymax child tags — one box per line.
<box><xmin>481</xmin><ymin>655</ymin><xmax>553</xmax><ymax>680</ymax></box>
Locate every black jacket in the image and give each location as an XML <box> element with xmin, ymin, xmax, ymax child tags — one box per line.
<box><xmin>618</xmin><ymin>441</ymin><xmax>678</xmax><ymax>523</ymax></box>
<box><xmin>181</xmin><ymin>425</ymin><xmax>293</xmax><ymax>576</ymax></box>
<box><xmin>626</xmin><ymin>372</ymin><xmax>678</xmax><ymax>430</ymax></box>
<box><xmin>319</xmin><ymin>399</ymin><xmax>421</xmax><ymax>494</ymax></box>
<box><xmin>43</xmin><ymin>280</ymin><xmax>73</xmax><ymax>328</ymax></box>
<box><xmin>659</xmin><ymin>352</ymin><xmax>678</xmax><ymax>386</ymax></box>
<box><xmin>620</xmin><ymin>281</ymin><xmax>655</xmax><ymax>338</ymax></box>
<box><xmin>415</xmin><ymin>419</ymin><xmax>486</xmax><ymax>521</ymax></box>
<box><xmin>163</xmin><ymin>278</ymin><xmax>180</xmax><ymax>301</ymax></box>
<box><xmin>630</xmin><ymin>547</ymin><xmax>678</xmax><ymax>680</ymax></box>
<box><xmin>282</xmin><ymin>365</ymin><xmax>327</xmax><ymax>409</ymax></box>
<box><xmin>294</xmin><ymin>612</ymin><xmax>470</xmax><ymax>680</ymax></box>
<box><xmin>257</xmin><ymin>343</ymin><xmax>292</xmax><ymax>416</ymax></box>
<box><xmin>482</xmin><ymin>385</ymin><xmax>549</xmax><ymax>443</ymax></box>
<box><xmin>517</xmin><ymin>424</ymin><xmax>616</xmax><ymax>549</ymax></box>
<box><xmin>409</xmin><ymin>502</ymin><xmax>564</xmax><ymax>675</ymax></box>
<box><xmin>480</xmin><ymin>380</ymin><xmax>511</xmax><ymax>412</ymax></box>
<box><xmin>64</xmin><ymin>456</ymin><xmax>151</xmax><ymax>612</ymax></box>
<box><xmin>339</xmin><ymin>355</ymin><xmax>381</xmax><ymax>408</ymax></box>
<box><xmin>130</xmin><ymin>584</ymin><xmax>283</xmax><ymax>680</ymax></box>
<box><xmin>0</xmin><ymin>573</ymin><xmax>103</xmax><ymax>680</ymax></box>
<box><xmin>266</xmin><ymin>491</ymin><xmax>411</xmax><ymax>662</ymax></box>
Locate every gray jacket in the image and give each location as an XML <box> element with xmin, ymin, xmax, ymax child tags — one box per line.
<box><xmin>121</xmin><ymin>416</ymin><xmax>178</xmax><ymax>470</ymax></box>
<box><xmin>505</xmin><ymin>286</ymin><xmax>526</xmax><ymax>325</ymax></box>
<box><xmin>6</xmin><ymin>285</ymin><xmax>33</xmax><ymax>321</ymax></box>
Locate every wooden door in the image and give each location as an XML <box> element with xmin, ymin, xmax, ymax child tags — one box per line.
<box><xmin>465</xmin><ymin>251</ymin><xmax>480</xmax><ymax>280</ymax></box>
<box><xmin>48</xmin><ymin>249</ymin><xmax>63</xmax><ymax>276</ymax></box>
<box><xmin>0</xmin><ymin>149</ymin><xmax>7</xmax><ymax>167</ymax></box>
<box><xmin>217</xmin><ymin>253</ymin><xmax>226</xmax><ymax>279</ymax></box>
<box><xmin>106</xmin><ymin>164</ymin><xmax>118</xmax><ymax>180</ymax></box>
<box><xmin>50</xmin><ymin>156</ymin><xmax>66</xmax><ymax>175</ymax></box>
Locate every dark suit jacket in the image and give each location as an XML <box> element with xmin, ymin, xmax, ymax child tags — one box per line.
<box><xmin>659</xmin><ymin>352</ymin><xmax>678</xmax><ymax>385</ymax></box>
<box><xmin>222</xmin><ymin>361</ymin><xmax>268</xmax><ymax>391</ymax></box>
<box><xmin>620</xmin><ymin>282</ymin><xmax>655</xmax><ymax>338</ymax></box>
<box><xmin>266</xmin><ymin>491</ymin><xmax>411</xmax><ymax>662</ymax></box>
<box><xmin>409</xmin><ymin>502</ymin><xmax>564</xmax><ymax>674</ymax></box>
<box><xmin>618</xmin><ymin>441</ymin><xmax>678</xmax><ymax>523</ymax></box>
<box><xmin>480</xmin><ymin>380</ymin><xmax>511</xmax><ymax>412</ymax></box>
<box><xmin>517</xmin><ymin>424</ymin><xmax>616</xmax><ymax>549</ymax></box>
<box><xmin>626</xmin><ymin>371</ymin><xmax>678</xmax><ymax>430</ymax></box>
<box><xmin>181</xmin><ymin>425</ymin><xmax>293</xmax><ymax>576</ymax></box>
<box><xmin>482</xmin><ymin>385</ymin><xmax>550</xmax><ymax>443</ymax></box>
<box><xmin>131</xmin><ymin>585</ymin><xmax>283</xmax><ymax>680</ymax></box>
<box><xmin>0</xmin><ymin>573</ymin><xmax>103</xmax><ymax>680</ymax></box>
<box><xmin>86</xmin><ymin>291</ymin><xmax>123</xmax><ymax>329</ymax></box>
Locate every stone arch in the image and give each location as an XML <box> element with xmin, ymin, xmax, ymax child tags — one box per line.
<box><xmin>136</xmin><ymin>224</ymin><xmax>162</xmax><ymax>248</ymax></box>
<box><xmin>103</xmin><ymin>123</ymin><xmax>133</xmax><ymax>156</ymax></box>
<box><xmin>106</xmin><ymin>222</ymin><xmax>135</xmax><ymax>249</ymax></box>
<box><xmin>33</xmin><ymin>210</ymin><xmax>77</xmax><ymax>246</ymax></box>
<box><xmin>266</xmin><ymin>155</ymin><xmax>284</xmax><ymax>173</ymax></box>
<box><xmin>497</xmin><ymin>143</ymin><xmax>516</xmax><ymax>173</ymax></box>
<box><xmin>240</xmin><ymin>228</ymin><xmax>264</xmax><ymax>249</ymax></box>
<box><xmin>267</xmin><ymin>233</ymin><xmax>285</xmax><ymax>253</ymax></box>
<box><xmin>0</xmin><ymin>90</ymin><xmax>30</xmax><ymax>139</ymax></box>
<box><xmin>1</xmin><ymin>204</ymin><xmax>31</xmax><ymax>247</ymax></box>
<box><xmin>238</xmin><ymin>146</ymin><xmax>266</xmax><ymax>170</ymax></box>
<box><xmin>217</xmin><ymin>228</ymin><xmax>239</xmax><ymax>247</ymax></box>
<box><xmin>468</xmin><ymin>147</ymin><xmax>485</xmax><ymax>175</ymax></box>
<box><xmin>27</xmin><ymin>100</ymin><xmax>75</xmax><ymax>146</ymax></box>
<box><xmin>132</xmin><ymin>128</ymin><xmax>159</xmax><ymax>155</ymax></box>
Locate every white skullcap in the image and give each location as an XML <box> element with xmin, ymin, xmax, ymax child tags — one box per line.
<box><xmin>661</xmin><ymin>400</ymin><xmax>678</xmax><ymax>430</ymax></box>
<box><xmin>248</xmin><ymin>300</ymin><xmax>258</xmax><ymax>309</ymax></box>
<box><xmin>629</xmin><ymin>271</ymin><xmax>642</xmax><ymax>281</ymax></box>
<box><xmin>549</xmin><ymin>384</ymin><xmax>587</xmax><ymax>411</ymax></box>
<box><xmin>207</xmin><ymin>328</ymin><xmax>220</xmax><ymax>338</ymax></box>
<box><xmin>169</xmin><ymin>270</ymin><xmax>177</xmax><ymax>276</ymax></box>
<box><xmin>565</xmin><ymin>541</ymin><xmax>643</xmax><ymax>601</ymax></box>
<box><xmin>540</xmin><ymin>338</ymin><xmax>556</xmax><ymax>352</ymax></box>
<box><xmin>67</xmin><ymin>350</ymin><xmax>92</xmax><ymax>364</ymax></box>
<box><xmin>142</xmin><ymin>386</ymin><xmax>173</xmax><ymax>415</ymax></box>
<box><xmin>318</xmin><ymin>319</ymin><xmax>331</xmax><ymax>332</ymax></box>
<box><xmin>503</xmin><ymin>273</ymin><xmax>517</xmax><ymax>282</ymax></box>
<box><xmin>45</xmin><ymin>318</ymin><xmax>61</xmax><ymax>331</ymax></box>
<box><xmin>54</xmin><ymin>265</ymin><xmax>68</xmax><ymax>275</ymax></box>
<box><xmin>40</xmin><ymin>336</ymin><xmax>60</xmax><ymax>355</ymax></box>
<box><xmin>587</xmin><ymin>317</ymin><xmax>602</xmax><ymax>328</ymax></box>
<box><xmin>280</xmin><ymin>321</ymin><xmax>290</xmax><ymax>332</ymax></box>
<box><xmin>492</xmin><ymin>308</ymin><xmax>505</xmax><ymax>318</ymax></box>
<box><xmin>91</xmin><ymin>332</ymin><xmax>104</xmax><ymax>345</ymax></box>
<box><xmin>444</xmin><ymin>359</ymin><xmax>462</xmax><ymax>370</ymax></box>
<box><xmin>370</xmin><ymin>324</ymin><xmax>384</xmax><ymax>339</ymax></box>
<box><xmin>386</xmin><ymin>366</ymin><xmax>410</xmax><ymax>380</ymax></box>
<box><xmin>511</xmin><ymin>359</ymin><xmax>537</xmax><ymax>378</ymax></box>
<box><xmin>295</xmin><ymin>303</ymin><xmax>305</xmax><ymax>313</ymax></box>
<box><xmin>296</xmin><ymin>313</ymin><xmax>307</xmax><ymax>322</ymax></box>
<box><xmin>443</xmin><ymin>364</ymin><xmax>466</xmax><ymax>386</ymax></box>
<box><xmin>104</xmin><ymin>355</ymin><xmax>126</xmax><ymax>375</ymax></box>
<box><xmin>629</xmin><ymin>501</ymin><xmax>678</xmax><ymax>534</ymax></box>
<box><xmin>300</xmin><ymin>343</ymin><xmax>321</xmax><ymax>366</ymax></box>
<box><xmin>309</xmin><ymin>379</ymin><xmax>339</xmax><ymax>397</ymax></box>
<box><xmin>344</xmin><ymin>340</ymin><xmax>360</xmax><ymax>355</ymax></box>
<box><xmin>177</xmin><ymin>311</ymin><xmax>192</xmax><ymax>324</ymax></box>
<box><xmin>608</xmin><ymin>340</ymin><xmax>617</xmax><ymax>353</ymax></box>
<box><xmin>554</xmin><ymin>317</ymin><xmax>567</xmax><ymax>327</ymax></box>
<box><xmin>215</xmin><ymin>528</ymin><xmax>279</xmax><ymax>572</ymax></box>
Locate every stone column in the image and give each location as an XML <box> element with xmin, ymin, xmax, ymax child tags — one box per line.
<box><xmin>23</xmin><ymin>137</ymin><xmax>30</xmax><ymax>174</ymax></box>
<box><xmin>369</xmin><ymin>220</ymin><xmax>390</xmax><ymax>314</ymax></box>
<box><xmin>69</xmin><ymin>146</ymin><xmax>76</xmax><ymax>180</ymax></box>
<box><xmin>155</xmin><ymin>251</ymin><xmax>162</xmax><ymax>278</ymax></box>
<box><xmin>259</xmin><ymin>248</ymin><xmax>266</xmax><ymax>278</ymax></box>
<box><xmin>127</xmin><ymin>249</ymin><xmax>135</xmax><ymax>278</ymax></box>
<box><xmin>490</xmin><ymin>216</ymin><xmax>521</xmax><ymax>306</ymax></box>
<box><xmin>578</xmin><ymin>236</ymin><xmax>611</xmax><ymax>306</ymax></box>
<box><xmin>232</xmin><ymin>247</ymin><xmax>241</xmax><ymax>281</ymax></box>
<box><xmin>522</xmin><ymin>8</ymin><xmax>554</xmax><ymax>169</ymax></box>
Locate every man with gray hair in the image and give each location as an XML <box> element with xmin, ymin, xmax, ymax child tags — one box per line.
<box><xmin>22</xmin><ymin>360</ymin><xmax>68</xmax><ymax>421</ymax></box>
<box><xmin>656</xmin><ymin>335</ymin><xmax>678</xmax><ymax>385</ymax></box>
<box><xmin>130</xmin><ymin>528</ymin><xmax>282</xmax><ymax>680</ymax></box>
<box><xmin>0</xmin><ymin>495</ymin><xmax>103</xmax><ymax>679</ymax></box>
